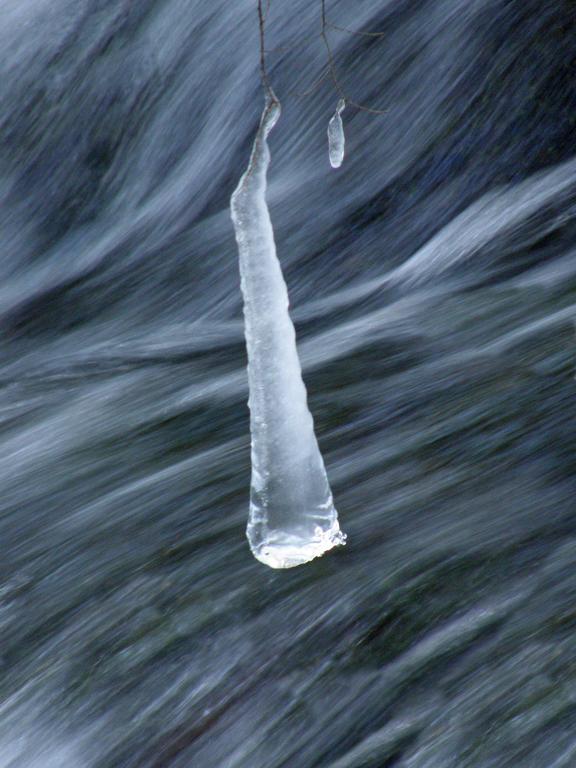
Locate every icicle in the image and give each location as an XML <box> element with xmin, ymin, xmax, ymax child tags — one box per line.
<box><xmin>230</xmin><ymin>93</ymin><xmax>346</xmax><ymax>569</ymax></box>
<box><xmin>327</xmin><ymin>98</ymin><xmax>346</xmax><ymax>169</ymax></box>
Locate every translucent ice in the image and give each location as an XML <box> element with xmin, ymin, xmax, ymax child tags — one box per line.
<box><xmin>230</xmin><ymin>94</ymin><xmax>346</xmax><ymax>569</ymax></box>
<box><xmin>327</xmin><ymin>98</ymin><xmax>346</xmax><ymax>169</ymax></box>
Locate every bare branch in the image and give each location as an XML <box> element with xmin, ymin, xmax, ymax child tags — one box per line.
<box><xmin>256</xmin><ymin>0</ymin><xmax>386</xmax><ymax>114</ymax></box>
<box><xmin>257</xmin><ymin>0</ymin><xmax>277</xmax><ymax>102</ymax></box>
<box><xmin>287</xmin><ymin>67</ymin><xmax>330</xmax><ymax>98</ymax></box>
<box><xmin>326</xmin><ymin>21</ymin><xmax>388</xmax><ymax>38</ymax></box>
<box><xmin>320</xmin><ymin>0</ymin><xmax>387</xmax><ymax>114</ymax></box>
<box><xmin>264</xmin><ymin>31</ymin><xmax>320</xmax><ymax>54</ymax></box>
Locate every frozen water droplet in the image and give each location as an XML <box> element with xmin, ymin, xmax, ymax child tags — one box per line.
<box><xmin>328</xmin><ymin>98</ymin><xmax>346</xmax><ymax>169</ymax></box>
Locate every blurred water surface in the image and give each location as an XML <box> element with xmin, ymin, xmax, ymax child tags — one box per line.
<box><xmin>0</xmin><ymin>0</ymin><xmax>575</xmax><ymax>766</ymax></box>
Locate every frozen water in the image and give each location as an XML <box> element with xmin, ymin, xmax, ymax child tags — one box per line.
<box><xmin>327</xmin><ymin>98</ymin><xmax>346</xmax><ymax>169</ymax></box>
<box><xmin>230</xmin><ymin>94</ymin><xmax>346</xmax><ymax>569</ymax></box>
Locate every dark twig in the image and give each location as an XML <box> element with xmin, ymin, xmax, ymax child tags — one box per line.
<box><xmin>287</xmin><ymin>67</ymin><xmax>330</xmax><ymax>98</ymax></box>
<box><xmin>320</xmin><ymin>0</ymin><xmax>387</xmax><ymax>114</ymax></box>
<box><xmin>264</xmin><ymin>30</ymin><xmax>319</xmax><ymax>54</ymax></box>
<box><xmin>256</xmin><ymin>0</ymin><xmax>386</xmax><ymax>114</ymax></box>
<box><xmin>320</xmin><ymin>27</ymin><xmax>346</xmax><ymax>99</ymax></box>
<box><xmin>257</xmin><ymin>0</ymin><xmax>276</xmax><ymax>102</ymax></box>
<box><xmin>326</xmin><ymin>21</ymin><xmax>388</xmax><ymax>38</ymax></box>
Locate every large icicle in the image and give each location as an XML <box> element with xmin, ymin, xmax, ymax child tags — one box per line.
<box><xmin>327</xmin><ymin>98</ymin><xmax>346</xmax><ymax>169</ymax></box>
<box><xmin>230</xmin><ymin>94</ymin><xmax>346</xmax><ymax>569</ymax></box>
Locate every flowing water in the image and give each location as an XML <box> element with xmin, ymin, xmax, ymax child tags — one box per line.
<box><xmin>1</xmin><ymin>0</ymin><xmax>575</xmax><ymax>766</ymax></box>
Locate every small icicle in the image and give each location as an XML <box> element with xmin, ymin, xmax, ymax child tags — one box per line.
<box><xmin>327</xmin><ymin>98</ymin><xmax>346</xmax><ymax>169</ymax></box>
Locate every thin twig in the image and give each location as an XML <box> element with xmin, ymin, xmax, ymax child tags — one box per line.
<box><xmin>320</xmin><ymin>0</ymin><xmax>387</xmax><ymax>114</ymax></box>
<box><xmin>257</xmin><ymin>0</ymin><xmax>386</xmax><ymax>114</ymax></box>
<box><xmin>287</xmin><ymin>67</ymin><xmax>330</xmax><ymax>98</ymax></box>
<box><xmin>320</xmin><ymin>0</ymin><xmax>345</xmax><ymax>99</ymax></box>
<box><xmin>264</xmin><ymin>31</ymin><xmax>319</xmax><ymax>54</ymax></box>
<box><xmin>321</xmin><ymin>33</ymin><xmax>346</xmax><ymax>99</ymax></box>
<box><xmin>342</xmin><ymin>97</ymin><xmax>388</xmax><ymax>115</ymax></box>
<box><xmin>326</xmin><ymin>21</ymin><xmax>388</xmax><ymax>38</ymax></box>
<box><xmin>257</xmin><ymin>0</ymin><xmax>276</xmax><ymax>102</ymax></box>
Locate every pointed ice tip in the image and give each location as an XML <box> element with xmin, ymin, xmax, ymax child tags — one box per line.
<box><xmin>329</xmin><ymin>154</ymin><xmax>343</xmax><ymax>170</ymax></box>
<box><xmin>251</xmin><ymin>525</ymin><xmax>347</xmax><ymax>569</ymax></box>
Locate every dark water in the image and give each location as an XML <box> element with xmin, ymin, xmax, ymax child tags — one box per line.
<box><xmin>1</xmin><ymin>1</ymin><xmax>576</xmax><ymax>765</ymax></box>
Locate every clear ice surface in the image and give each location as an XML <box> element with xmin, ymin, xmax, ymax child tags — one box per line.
<box><xmin>327</xmin><ymin>98</ymin><xmax>346</xmax><ymax>169</ymax></box>
<box><xmin>230</xmin><ymin>94</ymin><xmax>346</xmax><ymax>569</ymax></box>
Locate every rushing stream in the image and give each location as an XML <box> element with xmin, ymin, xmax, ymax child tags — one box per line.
<box><xmin>1</xmin><ymin>1</ymin><xmax>575</xmax><ymax>766</ymax></box>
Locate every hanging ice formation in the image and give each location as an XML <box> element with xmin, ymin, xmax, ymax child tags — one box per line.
<box><xmin>327</xmin><ymin>98</ymin><xmax>346</xmax><ymax>169</ymax></box>
<box><xmin>230</xmin><ymin>93</ymin><xmax>346</xmax><ymax>569</ymax></box>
